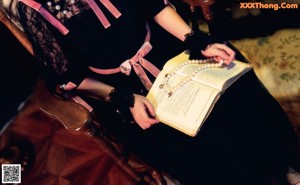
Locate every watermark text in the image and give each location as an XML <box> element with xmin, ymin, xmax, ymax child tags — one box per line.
<box><xmin>240</xmin><ymin>2</ymin><xmax>298</xmax><ymax>11</ymax></box>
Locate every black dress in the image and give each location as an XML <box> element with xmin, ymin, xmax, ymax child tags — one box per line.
<box><xmin>17</xmin><ymin>0</ymin><xmax>299</xmax><ymax>184</ymax></box>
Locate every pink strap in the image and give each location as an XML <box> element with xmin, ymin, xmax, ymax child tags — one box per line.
<box><xmin>18</xmin><ymin>0</ymin><xmax>69</xmax><ymax>35</ymax></box>
<box><xmin>20</xmin><ymin>0</ymin><xmax>121</xmax><ymax>31</ymax></box>
<box><xmin>100</xmin><ymin>0</ymin><xmax>121</xmax><ymax>18</ymax></box>
<box><xmin>89</xmin><ymin>66</ymin><xmax>121</xmax><ymax>74</ymax></box>
<box><xmin>86</xmin><ymin>0</ymin><xmax>121</xmax><ymax>28</ymax></box>
<box><xmin>85</xmin><ymin>0</ymin><xmax>110</xmax><ymax>28</ymax></box>
<box><xmin>145</xmin><ymin>23</ymin><xmax>151</xmax><ymax>44</ymax></box>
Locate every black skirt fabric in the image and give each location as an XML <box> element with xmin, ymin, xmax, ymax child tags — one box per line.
<box><xmin>90</xmin><ymin>68</ymin><xmax>298</xmax><ymax>185</ymax></box>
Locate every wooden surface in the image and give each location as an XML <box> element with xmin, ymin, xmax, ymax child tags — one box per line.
<box><xmin>0</xmin><ymin>98</ymin><xmax>139</xmax><ymax>185</ymax></box>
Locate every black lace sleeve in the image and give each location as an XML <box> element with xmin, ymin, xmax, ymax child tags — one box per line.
<box><xmin>16</xmin><ymin>2</ymin><xmax>88</xmax><ymax>91</ymax></box>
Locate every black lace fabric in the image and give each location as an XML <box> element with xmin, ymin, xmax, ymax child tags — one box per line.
<box><xmin>18</xmin><ymin>3</ymin><xmax>69</xmax><ymax>75</ymax></box>
<box><xmin>17</xmin><ymin>1</ymin><xmax>92</xmax><ymax>87</ymax></box>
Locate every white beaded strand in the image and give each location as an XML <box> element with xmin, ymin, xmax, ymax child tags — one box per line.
<box><xmin>159</xmin><ymin>59</ymin><xmax>224</xmax><ymax>97</ymax></box>
<box><xmin>46</xmin><ymin>0</ymin><xmax>76</xmax><ymax>18</ymax></box>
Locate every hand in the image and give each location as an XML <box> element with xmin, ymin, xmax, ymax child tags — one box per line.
<box><xmin>129</xmin><ymin>94</ymin><xmax>159</xmax><ymax>129</ymax></box>
<box><xmin>201</xmin><ymin>43</ymin><xmax>236</xmax><ymax>65</ymax></box>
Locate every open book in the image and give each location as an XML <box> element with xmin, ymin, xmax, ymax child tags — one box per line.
<box><xmin>146</xmin><ymin>51</ymin><xmax>252</xmax><ymax>137</ymax></box>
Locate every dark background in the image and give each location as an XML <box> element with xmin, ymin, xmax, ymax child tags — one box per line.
<box><xmin>0</xmin><ymin>22</ymin><xmax>37</xmax><ymax>133</ymax></box>
<box><xmin>171</xmin><ymin>0</ymin><xmax>300</xmax><ymax>39</ymax></box>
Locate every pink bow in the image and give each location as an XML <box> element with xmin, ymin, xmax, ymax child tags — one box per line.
<box><xmin>127</xmin><ymin>41</ymin><xmax>160</xmax><ymax>90</ymax></box>
<box><xmin>89</xmin><ymin>41</ymin><xmax>160</xmax><ymax>90</ymax></box>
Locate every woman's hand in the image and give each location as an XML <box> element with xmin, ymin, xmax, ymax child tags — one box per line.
<box><xmin>201</xmin><ymin>43</ymin><xmax>236</xmax><ymax>65</ymax></box>
<box><xmin>130</xmin><ymin>94</ymin><xmax>159</xmax><ymax>129</ymax></box>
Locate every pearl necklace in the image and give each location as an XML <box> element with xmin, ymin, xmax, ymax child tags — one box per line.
<box><xmin>159</xmin><ymin>59</ymin><xmax>224</xmax><ymax>97</ymax></box>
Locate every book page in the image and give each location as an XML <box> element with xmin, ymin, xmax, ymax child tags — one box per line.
<box><xmin>163</xmin><ymin>51</ymin><xmax>252</xmax><ymax>91</ymax></box>
<box><xmin>147</xmin><ymin>70</ymin><xmax>220</xmax><ymax>137</ymax></box>
<box><xmin>147</xmin><ymin>51</ymin><xmax>252</xmax><ymax>137</ymax></box>
<box><xmin>180</xmin><ymin>61</ymin><xmax>251</xmax><ymax>90</ymax></box>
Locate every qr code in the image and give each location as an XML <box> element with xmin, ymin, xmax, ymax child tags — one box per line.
<box><xmin>1</xmin><ymin>164</ymin><xmax>21</xmax><ymax>184</ymax></box>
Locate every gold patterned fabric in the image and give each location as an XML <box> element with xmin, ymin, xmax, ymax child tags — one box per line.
<box><xmin>231</xmin><ymin>28</ymin><xmax>300</xmax><ymax>145</ymax></box>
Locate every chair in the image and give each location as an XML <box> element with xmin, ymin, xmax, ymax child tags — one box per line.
<box><xmin>0</xmin><ymin>1</ymin><xmax>216</xmax><ymax>184</ymax></box>
<box><xmin>175</xmin><ymin>0</ymin><xmax>215</xmax><ymax>31</ymax></box>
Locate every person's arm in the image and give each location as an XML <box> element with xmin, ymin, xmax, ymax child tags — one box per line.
<box><xmin>77</xmin><ymin>77</ymin><xmax>159</xmax><ymax>129</ymax></box>
<box><xmin>76</xmin><ymin>77</ymin><xmax>113</xmax><ymax>101</ymax></box>
<box><xmin>153</xmin><ymin>5</ymin><xmax>235</xmax><ymax>64</ymax></box>
<box><xmin>153</xmin><ymin>5</ymin><xmax>192</xmax><ymax>42</ymax></box>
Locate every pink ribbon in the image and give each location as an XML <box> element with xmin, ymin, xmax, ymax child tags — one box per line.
<box><xmin>18</xmin><ymin>0</ymin><xmax>69</xmax><ymax>35</ymax></box>
<box><xmin>85</xmin><ymin>0</ymin><xmax>121</xmax><ymax>28</ymax></box>
<box><xmin>19</xmin><ymin>0</ymin><xmax>121</xmax><ymax>30</ymax></box>
<box><xmin>129</xmin><ymin>41</ymin><xmax>160</xmax><ymax>90</ymax></box>
<box><xmin>89</xmin><ymin>41</ymin><xmax>160</xmax><ymax>90</ymax></box>
<box><xmin>100</xmin><ymin>0</ymin><xmax>121</xmax><ymax>18</ymax></box>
